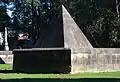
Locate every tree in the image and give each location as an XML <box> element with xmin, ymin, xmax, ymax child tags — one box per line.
<box><xmin>9</xmin><ymin>0</ymin><xmax>53</xmax><ymax>48</ymax></box>
<box><xmin>63</xmin><ymin>0</ymin><xmax>120</xmax><ymax>47</ymax></box>
<box><xmin>0</xmin><ymin>1</ymin><xmax>11</xmax><ymax>50</ymax></box>
<box><xmin>0</xmin><ymin>4</ymin><xmax>10</xmax><ymax>31</ymax></box>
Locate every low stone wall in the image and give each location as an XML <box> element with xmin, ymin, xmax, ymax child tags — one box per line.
<box><xmin>1</xmin><ymin>48</ymin><xmax>120</xmax><ymax>73</ymax></box>
<box><xmin>0</xmin><ymin>51</ymin><xmax>13</xmax><ymax>64</ymax></box>
<box><xmin>71</xmin><ymin>48</ymin><xmax>120</xmax><ymax>73</ymax></box>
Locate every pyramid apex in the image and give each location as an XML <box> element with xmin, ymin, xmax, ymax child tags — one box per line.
<box><xmin>62</xmin><ymin>5</ymin><xmax>93</xmax><ymax>53</ymax></box>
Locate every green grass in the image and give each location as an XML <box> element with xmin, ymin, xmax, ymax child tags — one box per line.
<box><xmin>0</xmin><ymin>64</ymin><xmax>120</xmax><ymax>82</ymax></box>
<box><xmin>0</xmin><ymin>72</ymin><xmax>120</xmax><ymax>79</ymax></box>
<box><xmin>0</xmin><ymin>64</ymin><xmax>12</xmax><ymax>70</ymax></box>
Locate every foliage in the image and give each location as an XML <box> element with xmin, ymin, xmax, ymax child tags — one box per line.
<box><xmin>0</xmin><ymin>2</ymin><xmax>10</xmax><ymax>32</ymax></box>
<box><xmin>63</xmin><ymin>0</ymin><xmax>120</xmax><ymax>47</ymax></box>
<box><xmin>11</xmin><ymin>0</ymin><xmax>53</xmax><ymax>36</ymax></box>
<box><xmin>88</xmin><ymin>9</ymin><xmax>120</xmax><ymax>47</ymax></box>
<box><xmin>1</xmin><ymin>0</ymin><xmax>120</xmax><ymax>48</ymax></box>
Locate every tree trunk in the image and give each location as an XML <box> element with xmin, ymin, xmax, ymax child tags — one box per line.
<box><xmin>4</xmin><ymin>27</ymin><xmax>9</xmax><ymax>51</ymax></box>
<box><xmin>115</xmin><ymin>0</ymin><xmax>119</xmax><ymax>47</ymax></box>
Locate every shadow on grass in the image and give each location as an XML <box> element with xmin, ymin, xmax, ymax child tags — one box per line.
<box><xmin>0</xmin><ymin>70</ymin><xmax>24</xmax><ymax>73</ymax></box>
<box><xmin>0</xmin><ymin>70</ymin><xmax>70</xmax><ymax>74</ymax></box>
<box><xmin>0</xmin><ymin>78</ymin><xmax>120</xmax><ymax>82</ymax></box>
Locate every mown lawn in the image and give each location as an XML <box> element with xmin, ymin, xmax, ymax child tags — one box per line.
<box><xmin>0</xmin><ymin>64</ymin><xmax>12</xmax><ymax>70</ymax></box>
<box><xmin>0</xmin><ymin>64</ymin><xmax>120</xmax><ymax>82</ymax></box>
<box><xmin>0</xmin><ymin>72</ymin><xmax>120</xmax><ymax>79</ymax></box>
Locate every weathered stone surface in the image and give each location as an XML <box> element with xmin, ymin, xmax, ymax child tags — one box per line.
<box><xmin>71</xmin><ymin>48</ymin><xmax>120</xmax><ymax>73</ymax></box>
<box><xmin>13</xmin><ymin>48</ymin><xmax>71</xmax><ymax>73</ymax></box>
<box><xmin>62</xmin><ymin>5</ymin><xmax>93</xmax><ymax>53</ymax></box>
<box><xmin>1</xmin><ymin>48</ymin><xmax>120</xmax><ymax>73</ymax></box>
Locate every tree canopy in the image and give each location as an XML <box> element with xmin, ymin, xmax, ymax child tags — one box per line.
<box><xmin>63</xmin><ymin>0</ymin><xmax>120</xmax><ymax>47</ymax></box>
<box><xmin>0</xmin><ymin>0</ymin><xmax>120</xmax><ymax>49</ymax></box>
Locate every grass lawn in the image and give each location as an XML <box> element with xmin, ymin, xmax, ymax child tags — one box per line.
<box><xmin>0</xmin><ymin>64</ymin><xmax>120</xmax><ymax>82</ymax></box>
<box><xmin>0</xmin><ymin>64</ymin><xmax>12</xmax><ymax>70</ymax></box>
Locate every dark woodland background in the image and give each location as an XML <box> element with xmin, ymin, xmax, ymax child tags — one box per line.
<box><xmin>0</xmin><ymin>0</ymin><xmax>120</xmax><ymax>50</ymax></box>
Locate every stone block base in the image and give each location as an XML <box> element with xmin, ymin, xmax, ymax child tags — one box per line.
<box><xmin>13</xmin><ymin>48</ymin><xmax>71</xmax><ymax>73</ymax></box>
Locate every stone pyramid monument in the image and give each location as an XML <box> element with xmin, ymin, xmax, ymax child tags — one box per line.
<box><xmin>34</xmin><ymin>4</ymin><xmax>92</xmax><ymax>54</ymax></box>
<box><xmin>62</xmin><ymin>5</ymin><xmax>93</xmax><ymax>53</ymax></box>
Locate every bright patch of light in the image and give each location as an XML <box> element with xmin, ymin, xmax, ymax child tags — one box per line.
<box><xmin>7</xmin><ymin>10</ymin><xmax>13</xmax><ymax>17</ymax></box>
<box><xmin>6</xmin><ymin>2</ymin><xmax>14</xmax><ymax>18</ymax></box>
